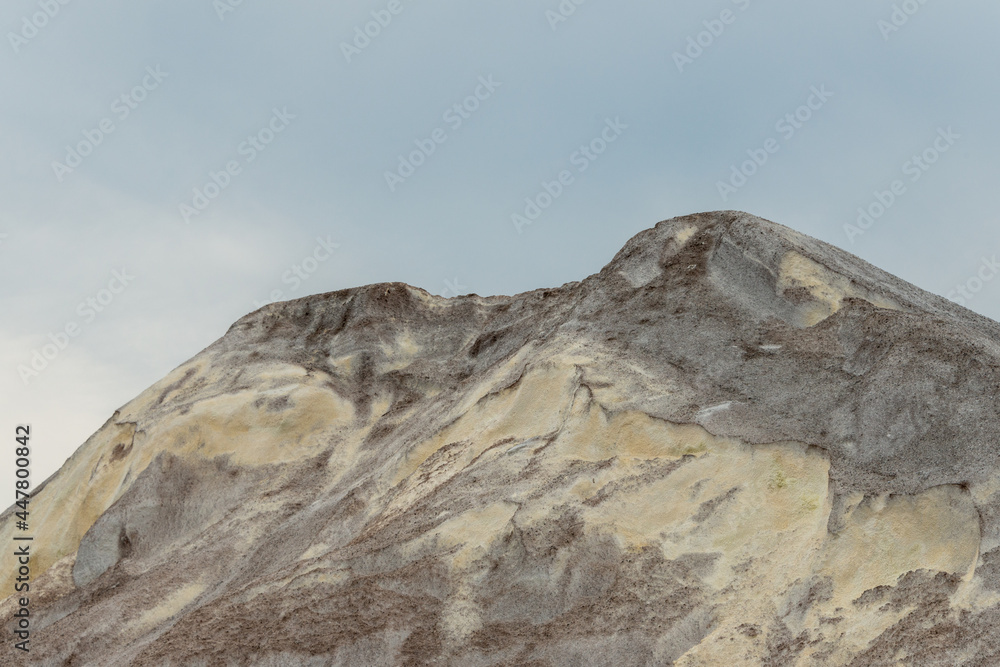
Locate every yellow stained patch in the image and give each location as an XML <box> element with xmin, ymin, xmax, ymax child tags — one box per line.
<box><xmin>677</xmin><ymin>481</ymin><xmax>981</xmax><ymax>664</ymax></box>
<box><xmin>141</xmin><ymin>384</ymin><xmax>353</xmax><ymax>468</ymax></box>
<box><xmin>0</xmin><ymin>362</ymin><xmax>352</xmax><ymax>594</ymax></box>
<box><xmin>117</xmin><ymin>359</ymin><xmax>209</xmax><ymax>417</ymax></box>
<box><xmin>509</xmin><ymin>418</ymin><xmax>839</xmax><ymax>667</ymax></box>
<box><xmin>675</xmin><ymin>224</ymin><xmax>698</xmax><ymax>245</ymax></box>
<box><xmin>379</xmin><ymin>330</ymin><xmax>422</xmax><ymax>373</ymax></box>
<box><xmin>435</xmin><ymin>502</ymin><xmax>519</xmax><ymax>568</ymax></box>
<box><xmin>820</xmin><ymin>484</ymin><xmax>980</xmax><ymax>607</ymax></box>
<box><xmin>136</xmin><ymin>582</ymin><xmax>206</xmax><ymax>629</ymax></box>
<box><xmin>778</xmin><ymin>251</ymin><xmax>903</xmax><ymax>326</ymax></box>
<box><xmin>0</xmin><ymin>420</ymin><xmax>135</xmax><ymax>595</ymax></box>
<box><xmin>551</xmin><ymin>403</ymin><xmax>713</xmax><ymax>462</ymax></box>
<box><xmin>299</xmin><ymin>543</ymin><xmax>332</xmax><ymax>560</ymax></box>
<box><xmin>329</xmin><ymin>353</ymin><xmax>353</xmax><ymax>375</ymax></box>
<box><xmin>585</xmin><ymin>441</ymin><xmax>830</xmax><ymax>566</ymax></box>
<box><xmin>392</xmin><ymin>361</ymin><xmax>578</xmax><ymax>485</ymax></box>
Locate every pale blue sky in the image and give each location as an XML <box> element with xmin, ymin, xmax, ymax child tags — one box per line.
<box><xmin>3</xmin><ymin>0</ymin><xmax>999</xmax><ymax>485</ymax></box>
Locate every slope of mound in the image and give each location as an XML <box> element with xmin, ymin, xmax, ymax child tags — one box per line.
<box><xmin>5</xmin><ymin>211</ymin><xmax>1000</xmax><ymax>665</ymax></box>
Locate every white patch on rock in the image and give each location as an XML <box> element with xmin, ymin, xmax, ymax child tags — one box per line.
<box><xmin>618</xmin><ymin>259</ymin><xmax>662</xmax><ymax>288</ymax></box>
<box><xmin>506</xmin><ymin>436</ymin><xmax>546</xmax><ymax>455</ymax></box>
<box><xmin>696</xmin><ymin>402</ymin><xmax>733</xmax><ymax>421</ymax></box>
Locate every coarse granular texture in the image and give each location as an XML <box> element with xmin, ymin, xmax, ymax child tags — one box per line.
<box><xmin>5</xmin><ymin>210</ymin><xmax>1000</xmax><ymax>665</ymax></box>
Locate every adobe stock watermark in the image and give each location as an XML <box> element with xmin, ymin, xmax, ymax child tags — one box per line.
<box><xmin>214</xmin><ymin>0</ymin><xmax>247</xmax><ymax>22</ymax></box>
<box><xmin>441</xmin><ymin>277</ymin><xmax>468</xmax><ymax>298</ymax></box>
<box><xmin>673</xmin><ymin>0</ymin><xmax>752</xmax><ymax>73</ymax></box>
<box><xmin>7</xmin><ymin>0</ymin><xmax>74</xmax><ymax>54</ymax></box>
<box><xmin>546</xmin><ymin>0</ymin><xmax>588</xmax><ymax>31</ymax></box>
<box><xmin>52</xmin><ymin>65</ymin><xmax>169</xmax><ymax>182</ymax></box>
<box><xmin>384</xmin><ymin>75</ymin><xmax>502</xmax><ymax>193</ymax></box>
<box><xmin>511</xmin><ymin>117</ymin><xmax>628</xmax><ymax>234</ymax></box>
<box><xmin>252</xmin><ymin>236</ymin><xmax>340</xmax><ymax>309</ymax></box>
<box><xmin>716</xmin><ymin>85</ymin><xmax>833</xmax><ymax>202</ymax></box>
<box><xmin>341</xmin><ymin>0</ymin><xmax>410</xmax><ymax>63</ymax></box>
<box><xmin>948</xmin><ymin>256</ymin><xmax>1000</xmax><ymax>308</ymax></box>
<box><xmin>843</xmin><ymin>127</ymin><xmax>959</xmax><ymax>244</ymax></box>
<box><xmin>179</xmin><ymin>107</ymin><xmax>295</xmax><ymax>223</ymax></box>
<box><xmin>878</xmin><ymin>0</ymin><xmax>932</xmax><ymax>41</ymax></box>
<box><xmin>17</xmin><ymin>269</ymin><xmax>135</xmax><ymax>385</ymax></box>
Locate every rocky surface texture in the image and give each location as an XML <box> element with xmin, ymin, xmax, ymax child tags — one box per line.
<box><xmin>5</xmin><ymin>210</ymin><xmax>1000</xmax><ymax>665</ymax></box>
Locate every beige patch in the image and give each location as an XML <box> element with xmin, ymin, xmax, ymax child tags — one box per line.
<box><xmin>778</xmin><ymin>251</ymin><xmax>903</xmax><ymax>326</ymax></box>
<box><xmin>379</xmin><ymin>331</ymin><xmax>422</xmax><ymax>373</ymax></box>
<box><xmin>675</xmin><ymin>224</ymin><xmax>698</xmax><ymax>245</ymax></box>
<box><xmin>552</xmin><ymin>402</ymin><xmax>712</xmax><ymax>463</ymax></box>
<box><xmin>143</xmin><ymin>384</ymin><xmax>353</xmax><ymax>468</ymax></box>
<box><xmin>392</xmin><ymin>361</ymin><xmax>578</xmax><ymax>486</ymax></box>
<box><xmin>434</xmin><ymin>501</ymin><xmax>519</xmax><ymax>568</ymax></box>
<box><xmin>0</xmin><ymin>363</ymin><xmax>353</xmax><ymax>593</ymax></box>
<box><xmin>820</xmin><ymin>484</ymin><xmax>980</xmax><ymax>607</ymax></box>
<box><xmin>136</xmin><ymin>582</ymin><xmax>206</xmax><ymax>629</ymax></box>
